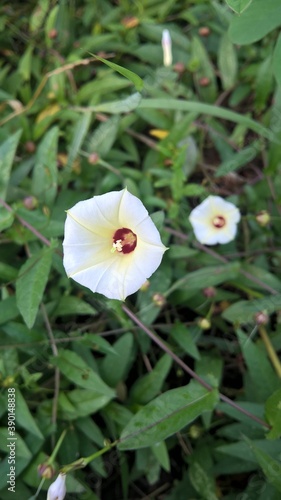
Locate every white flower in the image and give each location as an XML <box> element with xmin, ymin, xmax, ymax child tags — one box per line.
<box><xmin>47</xmin><ymin>473</ymin><xmax>66</xmax><ymax>500</ymax></box>
<box><xmin>161</xmin><ymin>29</ymin><xmax>172</xmax><ymax>67</ymax></box>
<box><xmin>189</xmin><ymin>195</ymin><xmax>241</xmax><ymax>245</ymax></box>
<box><xmin>63</xmin><ymin>189</ymin><xmax>167</xmax><ymax>300</ymax></box>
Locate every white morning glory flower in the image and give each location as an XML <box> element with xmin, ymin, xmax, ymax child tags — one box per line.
<box><xmin>161</xmin><ymin>29</ymin><xmax>172</xmax><ymax>67</ymax></box>
<box><xmin>47</xmin><ymin>473</ymin><xmax>66</xmax><ymax>500</ymax></box>
<box><xmin>189</xmin><ymin>195</ymin><xmax>241</xmax><ymax>245</ymax></box>
<box><xmin>63</xmin><ymin>189</ymin><xmax>167</xmax><ymax>300</ymax></box>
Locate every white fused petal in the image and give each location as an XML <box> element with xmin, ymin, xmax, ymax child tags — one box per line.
<box><xmin>63</xmin><ymin>189</ymin><xmax>167</xmax><ymax>300</ymax></box>
<box><xmin>189</xmin><ymin>195</ymin><xmax>241</xmax><ymax>245</ymax></box>
<box><xmin>47</xmin><ymin>474</ymin><xmax>66</xmax><ymax>500</ymax></box>
<box><xmin>162</xmin><ymin>29</ymin><xmax>172</xmax><ymax>67</ymax></box>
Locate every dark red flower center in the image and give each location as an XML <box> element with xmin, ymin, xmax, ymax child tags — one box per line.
<box><xmin>112</xmin><ymin>227</ymin><xmax>137</xmax><ymax>254</ymax></box>
<box><xmin>212</xmin><ymin>215</ymin><xmax>226</xmax><ymax>228</ymax></box>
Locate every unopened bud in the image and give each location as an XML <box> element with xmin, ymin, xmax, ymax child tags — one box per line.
<box><xmin>199</xmin><ymin>77</ymin><xmax>210</xmax><ymax>87</ymax></box>
<box><xmin>256</xmin><ymin>210</ymin><xmax>270</xmax><ymax>227</ymax></box>
<box><xmin>38</xmin><ymin>463</ymin><xmax>55</xmax><ymax>479</ymax></box>
<box><xmin>152</xmin><ymin>293</ymin><xmax>166</xmax><ymax>307</ymax></box>
<box><xmin>47</xmin><ymin>473</ymin><xmax>66</xmax><ymax>500</ymax></box>
<box><xmin>23</xmin><ymin>196</ymin><xmax>38</xmax><ymax>210</ymax></box>
<box><xmin>254</xmin><ymin>311</ymin><xmax>269</xmax><ymax>325</ymax></box>
<box><xmin>121</xmin><ymin>16</ymin><xmax>139</xmax><ymax>29</ymax></box>
<box><xmin>162</xmin><ymin>29</ymin><xmax>172</xmax><ymax>67</ymax></box>
<box><xmin>2</xmin><ymin>376</ymin><xmax>15</xmax><ymax>388</ymax></box>
<box><xmin>25</xmin><ymin>141</ymin><xmax>36</xmax><ymax>153</ymax></box>
<box><xmin>203</xmin><ymin>287</ymin><xmax>216</xmax><ymax>298</ymax></box>
<box><xmin>173</xmin><ymin>62</ymin><xmax>185</xmax><ymax>74</ymax></box>
<box><xmin>48</xmin><ymin>29</ymin><xmax>58</xmax><ymax>39</ymax></box>
<box><xmin>198</xmin><ymin>317</ymin><xmax>211</xmax><ymax>330</ymax></box>
<box><xmin>140</xmin><ymin>280</ymin><xmax>150</xmax><ymax>292</ymax></box>
<box><xmin>189</xmin><ymin>425</ymin><xmax>203</xmax><ymax>439</ymax></box>
<box><xmin>198</xmin><ymin>27</ymin><xmax>210</xmax><ymax>37</ymax></box>
<box><xmin>88</xmin><ymin>153</ymin><xmax>99</xmax><ymax>165</ymax></box>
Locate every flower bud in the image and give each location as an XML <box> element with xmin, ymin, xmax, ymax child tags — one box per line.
<box><xmin>47</xmin><ymin>473</ymin><xmax>66</xmax><ymax>500</ymax></box>
<box><xmin>121</xmin><ymin>16</ymin><xmax>139</xmax><ymax>28</ymax></box>
<box><xmin>198</xmin><ymin>317</ymin><xmax>211</xmax><ymax>330</ymax></box>
<box><xmin>88</xmin><ymin>152</ymin><xmax>99</xmax><ymax>165</ymax></box>
<box><xmin>203</xmin><ymin>287</ymin><xmax>216</xmax><ymax>298</ymax></box>
<box><xmin>189</xmin><ymin>425</ymin><xmax>203</xmax><ymax>439</ymax></box>
<box><xmin>161</xmin><ymin>29</ymin><xmax>172</xmax><ymax>67</ymax></box>
<box><xmin>38</xmin><ymin>463</ymin><xmax>55</xmax><ymax>479</ymax></box>
<box><xmin>199</xmin><ymin>77</ymin><xmax>210</xmax><ymax>87</ymax></box>
<box><xmin>140</xmin><ymin>280</ymin><xmax>150</xmax><ymax>292</ymax></box>
<box><xmin>256</xmin><ymin>210</ymin><xmax>271</xmax><ymax>227</ymax></box>
<box><xmin>198</xmin><ymin>27</ymin><xmax>210</xmax><ymax>37</ymax></box>
<box><xmin>254</xmin><ymin>311</ymin><xmax>269</xmax><ymax>325</ymax></box>
<box><xmin>25</xmin><ymin>141</ymin><xmax>36</xmax><ymax>153</ymax></box>
<box><xmin>152</xmin><ymin>293</ymin><xmax>166</xmax><ymax>307</ymax></box>
<box><xmin>23</xmin><ymin>196</ymin><xmax>38</xmax><ymax>210</ymax></box>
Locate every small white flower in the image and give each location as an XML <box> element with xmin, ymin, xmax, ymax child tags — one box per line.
<box><xmin>161</xmin><ymin>29</ymin><xmax>172</xmax><ymax>67</ymax></box>
<box><xmin>63</xmin><ymin>189</ymin><xmax>167</xmax><ymax>300</ymax></box>
<box><xmin>189</xmin><ymin>195</ymin><xmax>241</xmax><ymax>245</ymax></box>
<box><xmin>47</xmin><ymin>473</ymin><xmax>66</xmax><ymax>500</ymax></box>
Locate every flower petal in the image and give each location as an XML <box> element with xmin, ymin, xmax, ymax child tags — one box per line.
<box><xmin>63</xmin><ymin>190</ymin><xmax>167</xmax><ymax>299</ymax></box>
<box><xmin>189</xmin><ymin>195</ymin><xmax>241</xmax><ymax>245</ymax></box>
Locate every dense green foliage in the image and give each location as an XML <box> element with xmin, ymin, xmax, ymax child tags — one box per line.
<box><xmin>1</xmin><ymin>0</ymin><xmax>281</xmax><ymax>498</ymax></box>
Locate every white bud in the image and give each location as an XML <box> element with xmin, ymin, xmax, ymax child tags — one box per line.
<box><xmin>161</xmin><ymin>29</ymin><xmax>172</xmax><ymax>67</ymax></box>
<box><xmin>47</xmin><ymin>473</ymin><xmax>66</xmax><ymax>500</ymax></box>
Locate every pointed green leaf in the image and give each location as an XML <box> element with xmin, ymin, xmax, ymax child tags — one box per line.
<box><xmin>32</xmin><ymin>126</ymin><xmax>59</xmax><ymax>205</ymax></box>
<box><xmin>0</xmin><ymin>130</ymin><xmax>22</xmax><ymax>200</ymax></box>
<box><xmin>51</xmin><ymin>350</ymin><xmax>115</xmax><ymax>398</ymax></box>
<box><xmin>130</xmin><ymin>354</ymin><xmax>172</xmax><ymax>404</ymax></box>
<box><xmin>92</xmin><ymin>54</ymin><xmax>144</xmax><ymax>91</ymax></box>
<box><xmin>226</xmin><ymin>0</ymin><xmax>252</xmax><ymax>14</ymax></box>
<box><xmin>138</xmin><ymin>99</ymin><xmax>276</xmax><ymax>141</ymax></box>
<box><xmin>16</xmin><ymin>246</ymin><xmax>54</xmax><ymax>328</ymax></box>
<box><xmin>265</xmin><ymin>389</ymin><xmax>281</xmax><ymax>440</ymax></box>
<box><xmin>15</xmin><ymin>389</ymin><xmax>43</xmax><ymax>439</ymax></box>
<box><xmin>244</xmin><ymin>437</ymin><xmax>281</xmax><ymax>492</ymax></box>
<box><xmin>119</xmin><ymin>382</ymin><xmax>218</xmax><ymax>450</ymax></box>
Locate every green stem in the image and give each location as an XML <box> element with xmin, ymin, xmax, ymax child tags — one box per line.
<box><xmin>122</xmin><ymin>304</ymin><xmax>270</xmax><ymax>429</ymax></box>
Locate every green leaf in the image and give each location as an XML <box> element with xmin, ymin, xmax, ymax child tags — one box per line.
<box><xmin>169</xmin><ymin>262</ymin><xmax>240</xmax><ymax>295</ymax></box>
<box><xmin>196</xmin><ymin>353</ymin><xmax>223</xmax><ymax>389</ymax></box>
<box><xmin>18</xmin><ymin>44</ymin><xmax>34</xmax><ymax>81</ymax></box>
<box><xmin>32</xmin><ymin>126</ymin><xmax>59</xmax><ymax>205</ymax></box>
<box><xmin>236</xmin><ymin>329</ymin><xmax>280</xmax><ymax>402</ymax></box>
<box><xmin>189</xmin><ymin>461</ymin><xmax>218</xmax><ymax>500</ymax></box>
<box><xmin>0</xmin><ymin>206</ymin><xmax>14</xmax><ymax>232</ymax></box>
<box><xmin>228</xmin><ymin>0</ymin><xmax>281</xmax><ymax>44</ymax></box>
<box><xmin>226</xmin><ymin>0</ymin><xmax>252</xmax><ymax>14</ymax></box>
<box><xmin>101</xmin><ymin>332</ymin><xmax>134</xmax><ymax>387</ymax></box>
<box><xmin>0</xmin><ymin>296</ymin><xmax>19</xmax><ymax>325</ymax></box>
<box><xmin>215</xmin><ymin>140</ymin><xmax>260</xmax><ymax>177</ymax></box>
<box><xmin>218</xmin><ymin>33</ymin><xmax>238</xmax><ymax>90</ymax></box>
<box><xmin>130</xmin><ymin>354</ymin><xmax>172</xmax><ymax>404</ymax></box>
<box><xmin>265</xmin><ymin>389</ymin><xmax>281</xmax><ymax>440</ymax></box>
<box><xmin>79</xmin><ymin>334</ymin><xmax>117</xmax><ymax>356</ymax></box>
<box><xmin>0</xmin><ymin>130</ymin><xmax>22</xmax><ymax>200</ymax></box>
<box><xmin>16</xmin><ymin>246</ymin><xmax>55</xmax><ymax>329</ymax></box>
<box><xmin>273</xmin><ymin>33</ymin><xmax>281</xmax><ymax>88</ymax></box>
<box><xmin>82</xmin><ymin>92</ymin><xmax>142</xmax><ymax>114</ymax></box>
<box><xmin>50</xmin><ymin>295</ymin><xmax>97</xmax><ymax>317</ymax></box>
<box><xmin>170</xmin><ymin>323</ymin><xmax>200</xmax><ymax>360</ymax></box>
<box><xmin>138</xmin><ymin>99</ymin><xmax>276</xmax><ymax>141</ymax></box>
<box><xmin>15</xmin><ymin>389</ymin><xmax>43</xmax><ymax>439</ymax></box>
<box><xmin>88</xmin><ymin>115</ymin><xmax>120</xmax><ymax>157</ymax></box>
<box><xmin>151</xmin><ymin>441</ymin><xmax>170</xmax><ymax>472</ymax></box>
<box><xmin>66</xmin><ymin>112</ymin><xmax>91</xmax><ymax>173</ymax></box>
<box><xmin>244</xmin><ymin>437</ymin><xmax>281</xmax><ymax>492</ymax></box>
<box><xmin>51</xmin><ymin>349</ymin><xmax>115</xmax><ymax>397</ymax></box>
<box><xmin>92</xmin><ymin>54</ymin><xmax>144</xmax><ymax>91</ymax></box>
<box><xmin>222</xmin><ymin>294</ymin><xmax>281</xmax><ymax>324</ymax></box>
<box><xmin>118</xmin><ymin>382</ymin><xmax>218</xmax><ymax>450</ymax></box>
<box><xmin>58</xmin><ymin>389</ymin><xmax>113</xmax><ymax>420</ymax></box>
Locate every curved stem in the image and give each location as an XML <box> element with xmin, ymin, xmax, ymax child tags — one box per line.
<box><xmin>122</xmin><ymin>304</ymin><xmax>270</xmax><ymax>429</ymax></box>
